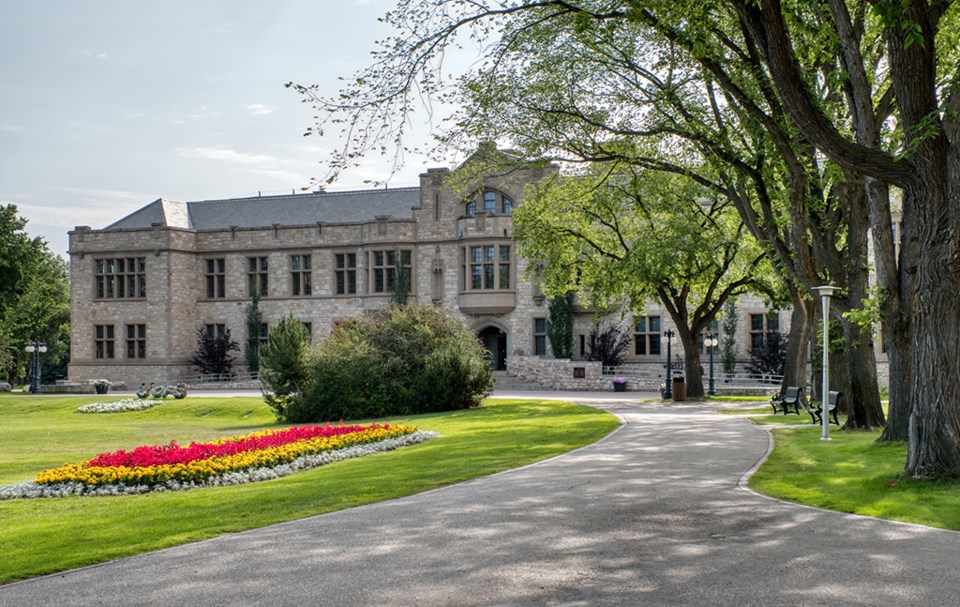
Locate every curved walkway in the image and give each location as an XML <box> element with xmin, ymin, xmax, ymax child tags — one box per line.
<box><xmin>2</xmin><ymin>395</ymin><xmax>958</xmax><ymax>606</ymax></box>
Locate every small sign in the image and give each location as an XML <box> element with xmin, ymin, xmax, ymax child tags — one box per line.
<box><xmin>573</xmin><ymin>367</ymin><xmax>585</xmax><ymax>378</ymax></box>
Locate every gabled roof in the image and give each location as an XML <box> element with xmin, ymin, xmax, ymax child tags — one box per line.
<box><xmin>104</xmin><ymin>188</ymin><xmax>421</xmax><ymax>231</ymax></box>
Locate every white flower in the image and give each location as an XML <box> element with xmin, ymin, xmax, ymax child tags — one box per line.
<box><xmin>76</xmin><ymin>399</ymin><xmax>160</xmax><ymax>414</ymax></box>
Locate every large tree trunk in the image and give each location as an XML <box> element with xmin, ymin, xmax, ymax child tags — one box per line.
<box><xmin>782</xmin><ymin>291</ymin><xmax>811</xmax><ymax>393</ymax></box>
<box><xmin>840</xmin><ymin>316</ymin><xmax>885</xmax><ymax>430</ymax></box>
<box><xmin>677</xmin><ymin>330</ymin><xmax>705</xmax><ymax>398</ymax></box>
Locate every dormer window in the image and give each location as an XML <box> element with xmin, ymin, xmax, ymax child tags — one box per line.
<box><xmin>465</xmin><ymin>190</ymin><xmax>514</xmax><ymax>216</ymax></box>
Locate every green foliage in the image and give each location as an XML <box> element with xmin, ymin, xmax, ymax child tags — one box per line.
<box><xmin>244</xmin><ymin>291</ymin><xmax>262</xmax><ymax>374</ymax></box>
<box><xmin>0</xmin><ymin>204</ymin><xmax>70</xmax><ymax>383</ymax></box>
<box><xmin>546</xmin><ymin>292</ymin><xmax>574</xmax><ymax>359</ymax></box>
<box><xmin>390</xmin><ymin>259</ymin><xmax>411</xmax><ymax>306</ymax></box>
<box><xmin>746</xmin><ymin>332</ymin><xmax>787</xmax><ymax>377</ymax></box>
<box><xmin>189</xmin><ymin>328</ymin><xmax>239</xmax><ymax>376</ymax></box>
<box><xmin>721</xmin><ymin>299</ymin><xmax>739</xmax><ymax>375</ymax></box>
<box><xmin>288</xmin><ymin>304</ymin><xmax>493</xmax><ymax>422</ymax></box>
<box><xmin>257</xmin><ymin>315</ymin><xmax>311</xmax><ymax>419</ymax></box>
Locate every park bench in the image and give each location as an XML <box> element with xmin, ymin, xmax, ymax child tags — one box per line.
<box><xmin>808</xmin><ymin>390</ymin><xmax>842</xmax><ymax>426</ymax></box>
<box><xmin>770</xmin><ymin>386</ymin><xmax>803</xmax><ymax>415</ymax></box>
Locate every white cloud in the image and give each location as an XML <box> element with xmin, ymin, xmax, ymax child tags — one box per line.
<box><xmin>205</xmin><ymin>23</ymin><xmax>234</xmax><ymax>34</ymax></box>
<box><xmin>19</xmin><ymin>187</ymin><xmax>155</xmax><ymax>230</ymax></box>
<box><xmin>246</xmin><ymin>104</ymin><xmax>275</xmax><ymax>116</ymax></box>
<box><xmin>0</xmin><ymin>123</ymin><xmax>24</xmax><ymax>132</ymax></box>
<box><xmin>178</xmin><ymin>146</ymin><xmax>275</xmax><ymax>165</ymax></box>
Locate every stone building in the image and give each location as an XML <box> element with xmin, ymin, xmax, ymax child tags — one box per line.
<box><xmin>66</xmin><ymin>148</ymin><xmax>787</xmax><ymax>385</ymax></box>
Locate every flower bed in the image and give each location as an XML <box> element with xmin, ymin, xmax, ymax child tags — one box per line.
<box><xmin>76</xmin><ymin>399</ymin><xmax>161</xmax><ymax>414</ymax></box>
<box><xmin>1</xmin><ymin>423</ymin><xmax>438</xmax><ymax>499</ymax></box>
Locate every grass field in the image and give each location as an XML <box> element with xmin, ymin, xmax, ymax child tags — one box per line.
<box><xmin>0</xmin><ymin>394</ymin><xmax>620</xmax><ymax>584</ymax></box>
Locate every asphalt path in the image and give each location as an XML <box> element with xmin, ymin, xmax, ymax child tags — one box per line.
<box><xmin>3</xmin><ymin>394</ymin><xmax>960</xmax><ymax>606</ymax></box>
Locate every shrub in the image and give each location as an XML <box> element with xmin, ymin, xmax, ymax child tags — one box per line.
<box><xmin>585</xmin><ymin>322</ymin><xmax>632</xmax><ymax>367</ymax></box>
<box><xmin>283</xmin><ymin>304</ymin><xmax>493</xmax><ymax>422</ymax></box>
<box><xmin>189</xmin><ymin>328</ymin><xmax>239</xmax><ymax>376</ymax></box>
<box><xmin>258</xmin><ymin>316</ymin><xmax>311</xmax><ymax>419</ymax></box>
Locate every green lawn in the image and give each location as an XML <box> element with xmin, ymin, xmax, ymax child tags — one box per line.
<box><xmin>0</xmin><ymin>394</ymin><xmax>619</xmax><ymax>584</ymax></box>
<box><xmin>748</xmin><ymin>422</ymin><xmax>960</xmax><ymax>531</ymax></box>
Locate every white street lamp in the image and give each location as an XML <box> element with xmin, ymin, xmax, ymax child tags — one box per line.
<box><xmin>814</xmin><ymin>286</ymin><xmax>838</xmax><ymax>440</ymax></box>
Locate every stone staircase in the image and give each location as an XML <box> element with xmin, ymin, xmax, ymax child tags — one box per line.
<box><xmin>492</xmin><ymin>371</ymin><xmax>545</xmax><ymax>391</ymax></box>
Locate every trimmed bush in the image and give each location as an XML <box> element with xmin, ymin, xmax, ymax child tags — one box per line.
<box><xmin>258</xmin><ymin>316</ymin><xmax>311</xmax><ymax>419</ymax></box>
<box><xmin>279</xmin><ymin>305</ymin><xmax>492</xmax><ymax>422</ymax></box>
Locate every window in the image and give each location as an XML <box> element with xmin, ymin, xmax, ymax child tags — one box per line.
<box><xmin>465</xmin><ymin>190</ymin><xmax>514</xmax><ymax>215</ymax></box>
<box><xmin>462</xmin><ymin>244</ymin><xmax>512</xmax><ymax>291</ymax></box>
<box><xmin>370</xmin><ymin>249</ymin><xmax>411</xmax><ymax>293</ymax></box>
<box><xmin>247</xmin><ymin>256</ymin><xmax>268</xmax><ymax>296</ymax></box>
<box><xmin>534</xmin><ymin>318</ymin><xmax>547</xmax><ymax>356</ymax></box>
<box><xmin>335</xmin><ymin>253</ymin><xmax>357</xmax><ymax>295</ymax></box>
<box><xmin>205</xmin><ymin>323</ymin><xmax>227</xmax><ymax>339</ymax></box>
<box><xmin>291</xmin><ymin>254</ymin><xmax>312</xmax><ymax>296</ymax></box>
<box><xmin>205</xmin><ymin>258</ymin><xmax>226</xmax><ymax>299</ymax></box>
<box><xmin>95</xmin><ymin>257</ymin><xmax>146</xmax><ymax>299</ymax></box>
<box><xmin>126</xmin><ymin>324</ymin><xmax>146</xmax><ymax>359</ymax></box>
<box><xmin>634</xmin><ymin>316</ymin><xmax>662</xmax><ymax>356</ymax></box>
<box><xmin>301</xmin><ymin>322</ymin><xmax>312</xmax><ymax>337</ymax></box>
<box><xmin>95</xmin><ymin>325</ymin><xmax>115</xmax><ymax>359</ymax></box>
<box><xmin>258</xmin><ymin>323</ymin><xmax>269</xmax><ymax>347</ymax></box>
<box><xmin>750</xmin><ymin>312</ymin><xmax>780</xmax><ymax>352</ymax></box>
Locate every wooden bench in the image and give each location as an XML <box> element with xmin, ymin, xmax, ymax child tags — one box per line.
<box><xmin>770</xmin><ymin>386</ymin><xmax>803</xmax><ymax>415</ymax></box>
<box><xmin>808</xmin><ymin>390</ymin><xmax>841</xmax><ymax>426</ymax></box>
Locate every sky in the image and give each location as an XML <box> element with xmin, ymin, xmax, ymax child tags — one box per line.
<box><xmin>0</xmin><ymin>1</ymin><xmax>457</xmax><ymax>257</ymax></box>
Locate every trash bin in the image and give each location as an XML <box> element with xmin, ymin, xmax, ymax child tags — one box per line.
<box><xmin>672</xmin><ymin>376</ymin><xmax>685</xmax><ymax>401</ymax></box>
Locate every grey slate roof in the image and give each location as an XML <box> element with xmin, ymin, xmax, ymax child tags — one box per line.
<box><xmin>104</xmin><ymin>188</ymin><xmax>422</xmax><ymax>231</ymax></box>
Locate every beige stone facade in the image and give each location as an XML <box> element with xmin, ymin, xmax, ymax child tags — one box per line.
<box><xmin>67</xmin><ymin>151</ymin><xmax>793</xmax><ymax>386</ymax></box>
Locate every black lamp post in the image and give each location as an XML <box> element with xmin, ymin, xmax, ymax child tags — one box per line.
<box><xmin>660</xmin><ymin>329</ymin><xmax>676</xmax><ymax>399</ymax></box>
<box><xmin>24</xmin><ymin>339</ymin><xmax>47</xmax><ymax>394</ymax></box>
<box><xmin>705</xmin><ymin>332</ymin><xmax>719</xmax><ymax>396</ymax></box>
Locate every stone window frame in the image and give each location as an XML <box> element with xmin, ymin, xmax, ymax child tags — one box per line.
<box><xmin>94</xmin><ymin>256</ymin><xmax>146</xmax><ymax>300</ymax></box>
<box><xmin>125</xmin><ymin>323</ymin><xmax>146</xmax><ymax>359</ymax></box>
<box><xmin>334</xmin><ymin>252</ymin><xmax>358</xmax><ymax>295</ymax></box>
<box><xmin>465</xmin><ymin>189</ymin><xmax>514</xmax><ymax>216</ymax></box>
<box><xmin>290</xmin><ymin>254</ymin><xmax>313</xmax><ymax>297</ymax></box>
<box><xmin>633</xmin><ymin>315</ymin><xmax>662</xmax><ymax>357</ymax></box>
<box><xmin>204</xmin><ymin>258</ymin><xmax>227</xmax><ymax>299</ymax></box>
<box><xmin>247</xmin><ymin>256</ymin><xmax>269</xmax><ymax>297</ymax></box>
<box><xmin>368</xmin><ymin>249</ymin><xmax>412</xmax><ymax>294</ymax></box>
<box><xmin>461</xmin><ymin>243</ymin><xmax>512</xmax><ymax>292</ymax></box>
<box><xmin>749</xmin><ymin>312</ymin><xmax>780</xmax><ymax>353</ymax></box>
<box><xmin>533</xmin><ymin>318</ymin><xmax>548</xmax><ymax>356</ymax></box>
<box><xmin>204</xmin><ymin>323</ymin><xmax>227</xmax><ymax>339</ymax></box>
<box><xmin>95</xmin><ymin>324</ymin><xmax>115</xmax><ymax>359</ymax></box>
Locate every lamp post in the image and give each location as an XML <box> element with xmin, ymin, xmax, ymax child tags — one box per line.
<box><xmin>705</xmin><ymin>332</ymin><xmax>719</xmax><ymax>396</ymax></box>
<box><xmin>661</xmin><ymin>329</ymin><xmax>677</xmax><ymax>399</ymax></box>
<box><xmin>815</xmin><ymin>286</ymin><xmax>838</xmax><ymax>441</ymax></box>
<box><xmin>24</xmin><ymin>339</ymin><xmax>48</xmax><ymax>394</ymax></box>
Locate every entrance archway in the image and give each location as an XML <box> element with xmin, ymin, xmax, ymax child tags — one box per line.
<box><xmin>477</xmin><ymin>326</ymin><xmax>508</xmax><ymax>371</ymax></box>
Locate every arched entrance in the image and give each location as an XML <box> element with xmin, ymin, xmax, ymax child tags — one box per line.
<box><xmin>477</xmin><ymin>326</ymin><xmax>508</xmax><ymax>371</ymax></box>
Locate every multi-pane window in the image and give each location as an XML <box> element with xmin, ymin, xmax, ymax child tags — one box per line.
<box><xmin>126</xmin><ymin>324</ymin><xmax>146</xmax><ymax>359</ymax></box>
<box><xmin>750</xmin><ymin>312</ymin><xmax>780</xmax><ymax>352</ymax></box>
<box><xmin>634</xmin><ymin>316</ymin><xmax>662</xmax><ymax>356</ymax></box>
<box><xmin>205</xmin><ymin>258</ymin><xmax>226</xmax><ymax>299</ymax></box>
<box><xmin>335</xmin><ymin>253</ymin><xmax>357</xmax><ymax>295</ymax></box>
<box><xmin>370</xmin><ymin>249</ymin><xmax>411</xmax><ymax>293</ymax></box>
<box><xmin>534</xmin><ymin>318</ymin><xmax>547</xmax><ymax>356</ymax></box>
<box><xmin>205</xmin><ymin>323</ymin><xmax>227</xmax><ymax>339</ymax></box>
<box><xmin>463</xmin><ymin>244</ymin><xmax>511</xmax><ymax>291</ymax></box>
<box><xmin>465</xmin><ymin>190</ymin><xmax>514</xmax><ymax>215</ymax></box>
<box><xmin>95</xmin><ymin>257</ymin><xmax>146</xmax><ymax>299</ymax></box>
<box><xmin>258</xmin><ymin>323</ymin><xmax>269</xmax><ymax>347</ymax></box>
<box><xmin>291</xmin><ymin>254</ymin><xmax>312</xmax><ymax>296</ymax></box>
<box><xmin>247</xmin><ymin>256</ymin><xmax>268</xmax><ymax>296</ymax></box>
<box><xmin>95</xmin><ymin>325</ymin><xmax>115</xmax><ymax>359</ymax></box>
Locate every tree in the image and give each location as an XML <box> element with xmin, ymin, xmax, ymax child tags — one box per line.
<box><xmin>293</xmin><ymin>0</ymin><xmax>960</xmax><ymax>477</ymax></box>
<box><xmin>585</xmin><ymin>322</ymin><xmax>632</xmax><ymax>368</ymax></box>
<box><xmin>0</xmin><ymin>204</ymin><xmax>70</xmax><ymax>384</ymax></box>
<box><xmin>515</xmin><ymin>166</ymin><xmax>769</xmax><ymax>397</ymax></box>
<box><xmin>720</xmin><ymin>299</ymin><xmax>738</xmax><ymax>376</ymax></box>
<box><xmin>746</xmin><ymin>332</ymin><xmax>788</xmax><ymax>378</ymax></box>
<box><xmin>546</xmin><ymin>292</ymin><xmax>574</xmax><ymax>359</ymax></box>
<box><xmin>244</xmin><ymin>291</ymin><xmax>263</xmax><ymax>375</ymax></box>
<box><xmin>258</xmin><ymin>315</ymin><xmax>311</xmax><ymax>419</ymax></box>
<box><xmin>189</xmin><ymin>328</ymin><xmax>239</xmax><ymax>376</ymax></box>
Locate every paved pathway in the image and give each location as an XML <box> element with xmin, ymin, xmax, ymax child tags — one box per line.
<box><xmin>2</xmin><ymin>396</ymin><xmax>959</xmax><ymax>606</ymax></box>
